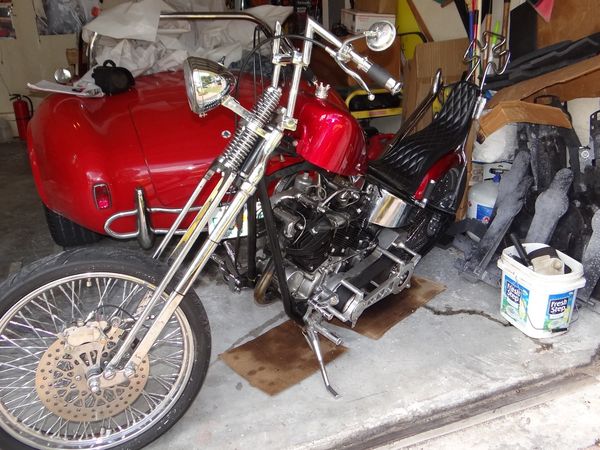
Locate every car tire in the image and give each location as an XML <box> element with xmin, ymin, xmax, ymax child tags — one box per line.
<box><xmin>44</xmin><ymin>205</ymin><xmax>101</xmax><ymax>247</ymax></box>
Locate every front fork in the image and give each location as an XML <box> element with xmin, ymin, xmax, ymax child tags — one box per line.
<box><xmin>93</xmin><ymin>128</ymin><xmax>285</xmax><ymax>390</ymax></box>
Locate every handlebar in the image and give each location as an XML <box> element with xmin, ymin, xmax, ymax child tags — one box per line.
<box><xmin>304</xmin><ymin>18</ymin><xmax>402</xmax><ymax>96</ymax></box>
<box><xmin>366</xmin><ymin>63</ymin><xmax>402</xmax><ymax>94</ymax></box>
<box><xmin>337</xmin><ymin>39</ymin><xmax>402</xmax><ymax>96</ymax></box>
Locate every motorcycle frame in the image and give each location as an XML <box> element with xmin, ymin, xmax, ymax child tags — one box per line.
<box><xmin>94</xmin><ymin>20</ymin><xmax>502</xmax><ymax>391</ymax></box>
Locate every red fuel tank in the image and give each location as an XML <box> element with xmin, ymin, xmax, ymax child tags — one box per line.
<box><xmin>293</xmin><ymin>92</ymin><xmax>367</xmax><ymax>176</ymax></box>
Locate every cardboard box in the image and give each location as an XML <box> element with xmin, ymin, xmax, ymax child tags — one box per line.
<box><xmin>402</xmin><ymin>38</ymin><xmax>470</xmax><ymax>129</ymax></box>
<box><xmin>309</xmin><ymin>37</ymin><xmax>402</xmax><ymax>88</ymax></box>
<box><xmin>355</xmin><ymin>0</ymin><xmax>397</xmax><ymax>15</ymax></box>
<box><xmin>478</xmin><ymin>101</ymin><xmax>572</xmax><ymax>142</ymax></box>
<box><xmin>537</xmin><ymin>0</ymin><xmax>600</xmax><ymax>48</ymax></box>
<box><xmin>341</xmin><ymin>9</ymin><xmax>396</xmax><ymax>34</ymax></box>
<box><xmin>488</xmin><ymin>54</ymin><xmax>600</xmax><ymax>107</ymax></box>
<box><xmin>463</xmin><ymin>96</ymin><xmax>574</xmax><ymax>221</ymax></box>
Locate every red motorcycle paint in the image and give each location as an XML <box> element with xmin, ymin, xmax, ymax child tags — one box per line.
<box><xmin>11</xmin><ymin>95</ymin><xmax>33</xmax><ymax>141</ymax></box>
<box><xmin>414</xmin><ymin>151</ymin><xmax>462</xmax><ymax>201</ymax></box>
<box><xmin>366</xmin><ymin>133</ymin><xmax>392</xmax><ymax>160</ymax></box>
<box><xmin>293</xmin><ymin>93</ymin><xmax>367</xmax><ymax>176</ymax></box>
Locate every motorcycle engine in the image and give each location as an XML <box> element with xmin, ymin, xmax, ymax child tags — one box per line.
<box><xmin>271</xmin><ymin>172</ymin><xmax>376</xmax><ymax>300</ymax></box>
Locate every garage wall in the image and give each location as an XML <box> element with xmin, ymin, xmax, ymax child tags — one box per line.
<box><xmin>0</xmin><ymin>1</ymin><xmax>76</xmax><ymax>137</ymax></box>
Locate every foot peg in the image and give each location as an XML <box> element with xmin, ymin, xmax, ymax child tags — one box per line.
<box><xmin>303</xmin><ymin>324</ymin><xmax>341</xmax><ymax>398</ymax></box>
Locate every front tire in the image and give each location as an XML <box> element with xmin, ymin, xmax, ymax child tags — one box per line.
<box><xmin>0</xmin><ymin>247</ymin><xmax>211</xmax><ymax>450</ymax></box>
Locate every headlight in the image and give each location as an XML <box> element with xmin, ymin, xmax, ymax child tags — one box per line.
<box><xmin>183</xmin><ymin>57</ymin><xmax>235</xmax><ymax>115</ymax></box>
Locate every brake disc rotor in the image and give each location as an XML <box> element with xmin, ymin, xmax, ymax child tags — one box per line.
<box><xmin>35</xmin><ymin>333</ymin><xmax>149</xmax><ymax>422</ymax></box>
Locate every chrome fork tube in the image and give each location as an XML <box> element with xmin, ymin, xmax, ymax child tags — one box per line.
<box><xmin>271</xmin><ymin>22</ymin><xmax>282</xmax><ymax>89</ymax></box>
<box><xmin>103</xmin><ymin>129</ymin><xmax>284</xmax><ymax>381</ymax></box>
<box><xmin>174</xmin><ymin>127</ymin><xmax>283</xmax><ymax>295</ymax></box>
<box><xmin>103</xmin><ymin>171</ymin><xmax>236</xmax><ymax>374</ymax></box>
<box><xmin>152</xmin><ymin>169</ymin><xmax>215</xmax><ymax>259</ymax></box>
<box><xmin>167</xmin><ymin>170</ymin><xmax>231</xmax><ymax>263</ymax></box>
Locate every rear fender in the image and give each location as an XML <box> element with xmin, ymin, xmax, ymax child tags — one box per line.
<box><xmin>414</xmin><ymin>151</ymin><xmax>462</xmax><ymax>201</ymax></box>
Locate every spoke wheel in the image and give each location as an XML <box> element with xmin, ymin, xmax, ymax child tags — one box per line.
<box><xmin>0</xmin><ymin>248</ymin><xmax>210</xmax><ymax>450</ymax></box>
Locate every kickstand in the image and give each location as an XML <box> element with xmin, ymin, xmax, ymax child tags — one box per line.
<box><xmin>303</xmin><ymin>325</ymin><xmax>340</xmax><ymax>399</ymax></box>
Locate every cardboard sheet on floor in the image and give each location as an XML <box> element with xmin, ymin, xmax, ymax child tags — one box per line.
<box><xmin>220</xmin><ymin>320</ymin><xmax>347</xmax><ymax>396</ymax></box>
<box><xmin>332</xmin><ymin>276</ymin><xmax>446</xmax><ymax>340</ymax></box>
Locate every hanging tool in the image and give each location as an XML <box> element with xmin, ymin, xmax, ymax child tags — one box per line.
<box><xmin>509</xmin><ymin>233</ymin><xmax>533</xmax><ymax>269</ymax></box>
<box><xmin>500</xmin><ymin>0</ymin><xmax>511</xmax><ymax>66</ymax></box>
<box><xmin>481</xmin><ymin>0</ymin><xmax>494</xmax><ymax>70</ymax></box>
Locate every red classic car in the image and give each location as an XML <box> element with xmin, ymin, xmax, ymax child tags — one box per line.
<box><xmin>27</xmin><ymin>12</ymin><xmax>342</xmax><ymax>247</ymax></box>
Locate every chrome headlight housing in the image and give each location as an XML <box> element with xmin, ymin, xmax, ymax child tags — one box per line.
<box><xmin>183</xmin><ymin>57</ymin><xmax>235</xmax><ymax>115</ymax></box>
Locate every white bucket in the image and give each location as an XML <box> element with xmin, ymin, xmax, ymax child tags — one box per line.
<box><xmin>497</xmin><ymin>243</ymin><xmax>586</xmax><ymax>339</ymax></box>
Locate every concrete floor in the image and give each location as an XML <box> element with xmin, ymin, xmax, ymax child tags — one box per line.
<box><xmin>2</xmin><ymin>139</ymin><xmax>600</xmax><ymax>449</ymax></box>
<box><xmin>0</xmin><ymin>140</ymin><xmax>59</xmax><ymax>278</ymax></box>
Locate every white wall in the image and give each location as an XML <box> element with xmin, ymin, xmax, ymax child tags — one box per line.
<box><xmin>0</xmin><ymin>2</ymin><xmax>77</xmax><ymax>136</ymax></box>
<box><xmin>410</xmin><ymin>0</ymin><xmax>530</xmax><ymax>42</ymax></box>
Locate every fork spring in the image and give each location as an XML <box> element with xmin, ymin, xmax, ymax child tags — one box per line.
<box><xmin>219</xmin><ymin>86</ymin><xmax>281</xmax><ymax>171</ymax></box>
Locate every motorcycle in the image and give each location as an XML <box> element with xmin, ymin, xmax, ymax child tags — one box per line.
<box><xmin>0</xmin><ymin>17</ymin><xmax>507</xmax><ymax>450</ymax></box>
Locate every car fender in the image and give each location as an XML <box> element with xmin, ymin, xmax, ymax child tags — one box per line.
<box><xmin>28</xmin><ymin>94</ymin><xmax>152</xmax><ymax>234</ymax></box>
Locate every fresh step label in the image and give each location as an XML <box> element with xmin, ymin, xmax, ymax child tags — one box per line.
<box><xmin>501</xmin><ymin>275</ymin><xmax>529</xmax><ymax>325</ymax></box>
<box><xmin>545</xmin><ymin>291</ymin><xmax>575</xmax><ymax>330</ymax></box>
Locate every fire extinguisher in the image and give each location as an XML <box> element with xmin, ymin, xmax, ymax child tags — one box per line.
<box><xmin>10</xmin><ymin>94</ymin><xmax>33</xmax><ymax>141</ymax></box>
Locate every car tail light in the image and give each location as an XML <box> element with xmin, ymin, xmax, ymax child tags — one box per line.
<box><xmin>93</xmin><ymin>183</ymin><xmax>111</xmax><ymax>210</ymax></box>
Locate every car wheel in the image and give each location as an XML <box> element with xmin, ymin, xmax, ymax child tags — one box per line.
<box><xmin>44</xmin><ymin>205</ymin><xmax>102</xmax><ymax>247</ymax></box>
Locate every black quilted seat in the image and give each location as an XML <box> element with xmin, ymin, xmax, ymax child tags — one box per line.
<box><xmin>368</xmin><ymin>81</ymin><xmax>479</xmax><ymax>196</ymax></box>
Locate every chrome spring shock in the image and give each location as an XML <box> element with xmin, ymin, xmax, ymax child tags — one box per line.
<box><xmin>218</xmin><ymin>86</ymin><xmax>282</xmax><ymax>171</ymax></box>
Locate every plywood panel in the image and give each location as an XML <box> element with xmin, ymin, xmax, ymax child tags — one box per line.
<box><xmin>537</xmin><ymin>0</ymin><xmax>600</xmax><ymax>48</ymax></box>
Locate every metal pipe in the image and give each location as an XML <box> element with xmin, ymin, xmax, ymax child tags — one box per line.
<box><xmin>168</xmin><ymin>171</ymin><xmax>231</xmax><ymax>262</ymax></box>
<box><xmin>104</xmin><ymin>171</ymin><xmax>236</xmax><ymax>373</ymax></box>
<box><xmin>153</xmin><ymin>170</ymin><xmax>213</xmax><ymax>259</ymax></box>
<box><xmin>134</xmin><ymin>188</ymin><xmax>155</xmax><ymax>250</ymax></box>
<box><xmin>89</xmin><ymin>12</ymin><xmax>275</xmax><ymax>64</ymax></box>
<box><xmin>159</xmin><ymin>12</ymin><xmax>273</xmax><ymax>37</ymax></box>
<box><xmin>271</xmin><ymin>21</ymin><xmax>283</xmax><ymax>89</ymax></box>
<box><xmin>246</xmin><ymin>194</ymin><xmax>257</xmax><ymax>283</ymax></box>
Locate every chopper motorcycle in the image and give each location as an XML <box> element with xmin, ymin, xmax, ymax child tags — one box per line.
<box><xmin>0</xmin><ymin>17</ymin><xmax>507</xmax><ymax>450</ymax></box>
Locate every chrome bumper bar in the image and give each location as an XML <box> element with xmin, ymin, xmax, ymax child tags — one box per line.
<box><xmin>104</xmin><ymin>187</ymin><xmax>205</xmax><ymax>249</ymax></box>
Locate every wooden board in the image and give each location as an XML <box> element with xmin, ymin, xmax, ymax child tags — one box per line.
<box><xmin>537</xmin><ymin>0</ymin><xmax>600</xmax><ymax>48</ymax></box>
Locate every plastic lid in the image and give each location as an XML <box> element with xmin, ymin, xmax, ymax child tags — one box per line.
<box><xmin>493</xmin><ymin>173</ymin><xmax>501</xmax><ymax>183</ymax></box>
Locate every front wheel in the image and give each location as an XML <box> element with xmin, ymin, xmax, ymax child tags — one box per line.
<box><xmin>0</xmin><ymin>248</ymin><xmax>211</xmax><ymax>450</ymax></box>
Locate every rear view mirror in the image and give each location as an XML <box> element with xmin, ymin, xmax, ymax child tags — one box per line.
<box><xmin>365</xmin><ymin>21</ymin><xmax>396</xmax><ymax>52</ymax></box>
<box><xmin>54</xmin><ymin>68</ymin><xmax>73</xmax><ymax>84</ymax></box>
